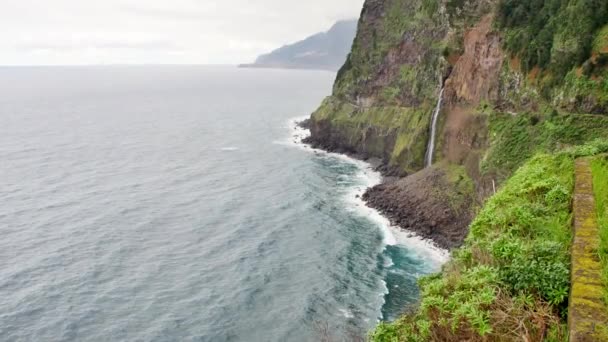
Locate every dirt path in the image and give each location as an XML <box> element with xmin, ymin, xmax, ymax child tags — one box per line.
<box><xmin>569</xmin><ymin>158</ymin><xmax>608</xmax><ymax>341</ymax></box>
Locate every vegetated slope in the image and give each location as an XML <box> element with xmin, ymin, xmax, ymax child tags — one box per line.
<box><xmin>496</xmin><ymin>0</ymin><xmax>608</xmax><ymax>113</ymax></box>
<box><xmin>240</xmin><ymin>20</ymin><xmax>358</xmax><ymax>71</ymax></box>
<box><xmin>307</xmin><ymin>0</ymin><xmax>608</xmax><ymax>249</ymax></box>
<box><xmin>372</xmin><ymin>142</ymin><xmax>608</xmax><ymax>341</ymax></box>
<box><xmin>304</xmin><ymin>0</ymin><xmax>608</xmax><ymax>340</ymax></box>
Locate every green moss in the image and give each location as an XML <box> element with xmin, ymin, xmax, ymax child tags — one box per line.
<box><xmin>591</xmin><ymin>156</ymin><xmax>608</xmax><ymax>305</ymax></box>
<box><xmin>311</xmin><ymin>97</ymin><xmax>431</xmax><ymax>173</ymax></box>
<box><xmin>381</xmin><ymin>86</ymin><xmax>401</xmax><ymax>102</ymax></box>
<box><xmin>443</xmin><ymin>163</ymin><xmax>476</xmax><ymax>214</ymax></box>
<box><xmin>399</xmin><ymin>65</ymin><xmax>417</xmax><ymax>84</ymax></box>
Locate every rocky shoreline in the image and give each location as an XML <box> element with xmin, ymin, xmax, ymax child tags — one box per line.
<box><xmin>361</xmin><ymin>169</ymin><xmax>473</xmax><ymax>250</ymax></box>
<box><xmin>298</xmin><ymin>119</ymin><xmax>472</xmax><ymax>251</ymax></box>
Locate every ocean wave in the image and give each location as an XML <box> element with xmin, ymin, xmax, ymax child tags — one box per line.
<box><xmin>272</xmin><ymin>116</ymin><xmax>312</xmax><ymax>148</ymax></box>
<box><xmin>284</xmin><ymin>116</ymin><xmax>449</xmax><ymax>263</ymax></box>
<box><xmin>282</xmin><ymin>116</ymin><xmax>451</xmax><ymax>324</ymax></box>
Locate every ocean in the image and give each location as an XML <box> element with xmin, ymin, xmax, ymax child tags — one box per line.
<box><xmin>0</xmin><ymin>66</ymin><xmax>447</xmax><ymax>341</ymax></box>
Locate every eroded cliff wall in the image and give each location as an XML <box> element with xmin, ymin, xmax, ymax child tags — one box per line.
<box><xmin>307</xmin><ymin>0</ymin><xmax>608</xmax><ymax>248</ymax></box>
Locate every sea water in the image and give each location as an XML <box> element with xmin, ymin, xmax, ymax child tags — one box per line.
<box><xmin>0</xmin><ymin>66</ymin><xmax>447</xmax><ymax>341</ymax></box>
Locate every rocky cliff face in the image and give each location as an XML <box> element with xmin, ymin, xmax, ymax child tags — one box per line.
<box><xmin>307</xmin><ymin>0</ymin><xmax>608</xmax><ymax>249</ymax></box>
<box><xmin>307</xmin><ymin>0</ymin><xmax>449</xmax><ymax>175</ymax></box>
<box><xmin>444</xmin><ymin>15</ymin><xmax>503</xmax><ymax>106</ymax></box>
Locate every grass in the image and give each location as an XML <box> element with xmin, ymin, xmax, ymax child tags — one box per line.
<box><xmin>371</xmin><ymin>140</ymin><xmax>608</xmax><ymax>341</ymax></box>
<box><xmin>443</xmin><ymin>164</ymin><xmax>476</xmax><ymax>215</ymax></box>
<box><xmin>483</xmin><ymin>111</ymin><xmax>608</xmax><ymax>184</ymax></box>
<box><xmin>593</xmin><ymin>24</ymin><xmax>608</xmax><ymax>53</ymax></box>
<box><xmin>591</xmin><ymin>155</ymin><xmax>608</xmax><ymax>305</ymax></box>
<box><xmin>372</xmin><ymin>152</ymin><xmax>575</xmax><ymax>341</ymax></box>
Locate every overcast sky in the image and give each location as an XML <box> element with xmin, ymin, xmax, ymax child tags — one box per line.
<box><xmin>0</xmin><ymin>0</ymin><xmax>364</xmax><ymax>65</ymax></box>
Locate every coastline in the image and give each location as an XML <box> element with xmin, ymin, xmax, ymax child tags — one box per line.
<box><xmin>287</xmin><ymin>116</ymin><xmax>449</xmax><ymax>263</ymax></box>
<box><xmin>281</xmin><ymin>115</ymin><xmax>449</xmax><ymax>323</ymax></box>
<box><xmin>302</xmin><ymin>115</ymin><xmax>474</xmax><ymax>250</ymax></box>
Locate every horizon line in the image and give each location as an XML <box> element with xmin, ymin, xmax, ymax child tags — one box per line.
<box><xmin>0</xmin><ymin>63</ymin><xmax>240</xmax><ymax>67</ymax></box>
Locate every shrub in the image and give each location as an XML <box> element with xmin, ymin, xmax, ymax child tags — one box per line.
<box><xmin>371</xmin><ymin>150</ymin><xmax>582</xmax><ymax>341</ymax></box>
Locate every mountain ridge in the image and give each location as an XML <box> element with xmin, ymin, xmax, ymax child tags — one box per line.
<box><xmin>240</xmin><ymin>19</ymin><xmax>358</xmax><ymax>71</ymax></box>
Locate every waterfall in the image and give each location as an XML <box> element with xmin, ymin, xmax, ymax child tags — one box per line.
<box><xmin>424</xmin><ymin>88</ymin><xmax>445</xmax><ymax>168</ymax></box>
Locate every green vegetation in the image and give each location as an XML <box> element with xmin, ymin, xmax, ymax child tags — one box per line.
<box><xmin>311</xmin><ymin>0</ymin><xmax>608</xmax><ymax>338</ymax></box>
<box><xmin>496</xmin><ymin>0</ymin><xmax>608</xmax><ymax>110</ymax></box>
<box><xmin>592</xmin><ymin>156</ymin><xmax>608</xmax><ymax>305</ymax></box>
<box><xmin>336</xmin><ymin>0</ymin><xmax>422</xmax><ymax>97</ymax></box>
<box><xmin>560</xmin><ymin>67</ymin><xmax>608</xmax><ymax>112</ymax></box>
<box><xmin>372</xmin><ymin>141</ymin><xmax>608</xmax><ymax>341</ymax></box>
<box><xmin>334</xmin><ymin>0</ymin><xmax>444</xmax><ymax>105</ymax></box>
<box><xmin>372</xmin><ymin>152</ymin><xmax>575</xmax><ymax>341</ymax></box>
<box><xmin>311</xmin><ymin>97</ymin><xmax>431</xmax><ymax>173</ymax></box>
<box><xmin>443</xmin><ymin>164</ymin><xmax>476</xmax><ymax>215</ymax></box>
<box><xmin>483</xmin><ymin>111</ymin><xmax>608</xmax><ymax>183</ymax></box>
<box><xmin>497</xmin><ymin>0</ymin><xmax>608</xmax><ymax>75</ymax></box>
<box><xmin>594</xmin><ymin>25</ymin><xmax>608</xmax><ymax>53</ymax></box>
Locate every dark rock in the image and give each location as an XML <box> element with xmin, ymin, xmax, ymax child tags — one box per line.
<box><xmin>363</xmin><ymin>167</ymin><xmax>475</xmax><ymax>250</ymax></box>
<box><xmin>296</xmin><ymin>119</ymin><xmax>311</xmax><ymax>130</ymax></box>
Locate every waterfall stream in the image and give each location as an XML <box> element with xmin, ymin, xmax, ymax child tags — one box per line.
<box><xmin>424</xmin><ymin>88</ymin><xmax>445</xmax><ymax>168</ymax></box>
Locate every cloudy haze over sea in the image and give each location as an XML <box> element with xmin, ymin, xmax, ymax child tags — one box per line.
<box><xmin>1</xmin><ymin>0</ymin><xmax>364</xmax><ymax>65</ymax></box>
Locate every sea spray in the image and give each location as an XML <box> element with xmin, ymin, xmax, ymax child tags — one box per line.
<box><xmin>284</xmin><ymin>116</ymin><xmax>449</xmax><ymax>263</ymax></box>
<box><xmin>282</xmin><ymin>116</ymin><xmax>450</xmax><ymax>321</ymax></box>
<box><xmin>3</xmin><ymin>66</ymin><xmax>380</xmax><ymax>342</ymax></box>
<box><xmin>425</xmin><ymin>88</ymin><xmax>445</xmax><ymax>168</ymax></box>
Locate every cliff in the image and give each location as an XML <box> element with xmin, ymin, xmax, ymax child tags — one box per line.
<box><xmin>305</xmin><ymin>0</ymin><xmax>608</xmax><ymax>339</ymax></box>
<box><xmin>240</xmin><ymin>20</ymin><xmax>357</xmax><ymax>71</ymax></box>
<box><xmin>307</xmin><ymin>0</ymin><xmax>608</xmax><ymax>249</ymax></box>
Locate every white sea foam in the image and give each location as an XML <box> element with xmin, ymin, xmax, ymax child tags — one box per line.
<box><xmin>338</xmin><ymin>308</ymin><xmax>355</xmax><ymax>319</ymax></box>
<box><xmin>346</xmin><ymin>163</ymin><xmax>450</xmax><ymax>265</ymax></box>
<box><xmin>220</xmin><ymin>147</ymin><xmax>239</xmax><ymax>151</ymax></box>
<box><xmin>273</xmin><ymin>116</ymin><xmax>312</xmax><ymax>148</ymax></box>
<box><xmin>282</xmin><ymin>116</ymin><xmax>450</xmax><ymax>322</ymax></box>
<box><xmin>283</xmin><ymin>116</ymin><xmax>450</xmax><ymax>265</ymax></box>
